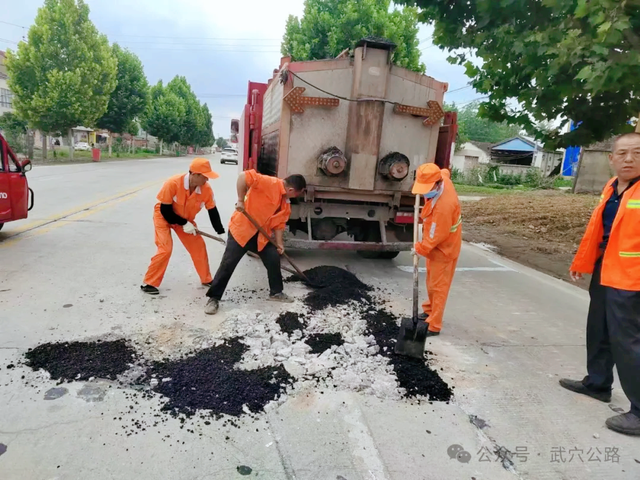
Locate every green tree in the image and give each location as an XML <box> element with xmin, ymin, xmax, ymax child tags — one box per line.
<box><xmin>282</xmin><ymin>0</ymin><xmax>425</xmax><ymax>73</ymax></box>
<box><xmin>215</xmin><ymin>137</ymin><xmax>229</xmax><ymax>149</ymax></box>
<box><xmin>448</xmin><ymin>101</ymin><xmax>522</xmax><ymax>145</ymax></box>
<box><xmin>97</xmin><ymin>44</ymin><xmax>150</xmax><ymax>157</ymax></box>
<box><xmin>165</xmin><ymin>76</ymin><xmax>203</xmax><ymax>148</ymax></box>
<box><xmin>195</xmin><ymin>104</ymin><xmax>215</xmax><ymax>149</ymax></box>
<box><xmin>6</xmin><ymin>0</ymin><xmax>117</xmax><ymax>160</ymax></box>
<box><xmin>142</xmin><ymin>81</ymin><xmax>185</xmax><ymax>155</ymax></box>
<box><xmin>401</xmin><ymin>0</ymin><xmax>640</xmax><ymax>148</ymax></box>
<box><xmin>0</xmin><ymin>112</ymin><xmax>29</xmax><ymax>153</ymax></box>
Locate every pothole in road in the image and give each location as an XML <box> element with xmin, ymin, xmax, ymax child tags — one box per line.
<box><xmin>16</xmin><ymin>266</ymin><xmax>452</xmax><ymax>428</ymax></box>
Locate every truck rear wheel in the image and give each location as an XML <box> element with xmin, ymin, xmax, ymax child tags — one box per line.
<box><xmin>355</xmin><ymin>224</ymin><xmax>399</xmax><ymax>259</ymax></box>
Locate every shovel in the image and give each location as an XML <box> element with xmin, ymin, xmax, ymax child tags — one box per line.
<box><xmin>394</xmin><ymin>194</ymin><xmax>428</xmax><ymax>359</ymax></box>
<box><xmin>196</xmin><ymin>229</ymin><xmax>298</xmax><ymax>277</ymax></box>
<box><xmin>236</xmin><ymin>207</ymin><xmax>320</xmax><ymax>288</ymax></box>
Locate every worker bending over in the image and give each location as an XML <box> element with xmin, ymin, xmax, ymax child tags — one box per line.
<box><xmin>412</xmin><ymin>163</ymin><xmax>462</xmax><ymax>337</ymax></box>
<box><xmin>204</xmin><ymin>169</ymin><xmax>306</xmax><ymax>315</ymax></box>
<box><xmin>560</xmin><ymin>132</ymin><xmax>640</xmax><ymax>436</ymax></box>
<box><xmin>141</xmin><ymin>158</ymin><xmax>225</xmax><ymax>295</ymax></box>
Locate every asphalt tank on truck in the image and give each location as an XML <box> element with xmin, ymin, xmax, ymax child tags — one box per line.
<box><xmin>237</xmin><ymin>37</ymin><xmax>457</xmax><ymax>259</ymax></box>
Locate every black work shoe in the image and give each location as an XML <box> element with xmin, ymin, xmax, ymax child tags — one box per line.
<box><xmin>418</xmin><ymin>313</ymin><xmax>429</xmax><ymax>321</ymax></box>
<box><xmin>202</xmin><ymin>282</ymin><xmax>212</xmax><ymax>288</ymax></box>
<box><xmin>426</xmin><ymin>330</ymin><xmax>440</xmax><ymax>338</ymax></box>
<box><xmin>204</xmin><ymin>298</ymin><xmax>219</xmax><ymax>315</ymax></box>
<box><xmin>559</xmin><ymin>379</ymin><xmax>611</xmax><ymax>403</ymax></box>
<box><xmin>141</xmin><ymin>285</ymin><xmax>159</xmax><ymax>295</ymax></box>
<box><xmin>605</xmin><ymin>412</ymin><xmax>640</xmax><ymax>436</ymax></box>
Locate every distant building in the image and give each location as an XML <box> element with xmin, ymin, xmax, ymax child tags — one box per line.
<box><xmin>452</xmin><ymin>136</ymin><xmax>562</xmax><ymax>177</ymax></box>
<box><xmin>0</xmin><ymin>51</ymin><xmax>14</xmax><ymax>115</ymax></box>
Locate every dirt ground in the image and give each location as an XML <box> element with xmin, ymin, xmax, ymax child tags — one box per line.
<box><xmin>461</xmin><ymin>190</ymin><xmax>599</xmax><ymax>289</ymax></box>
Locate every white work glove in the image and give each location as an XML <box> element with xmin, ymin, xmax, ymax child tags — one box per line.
<box><xmin>183</xmin><ymin>222</ymin><xmax>197</xmax><ymax>235</ymax></box>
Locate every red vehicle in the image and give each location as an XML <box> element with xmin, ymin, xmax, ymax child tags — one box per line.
<box><xmin>0</xmin><ymin>132</ymin><xmax>34</xmax><ymax>231</ymax></box>
<box><xmin>237</xmin><ymin>38</ymin><xmax>457</xmax><ymax>258</ymax></box>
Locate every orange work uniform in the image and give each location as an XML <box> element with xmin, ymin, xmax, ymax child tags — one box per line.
<box><xmin>228</xmin><ymin>169</ymin><xmax>291</xmax><ymax>250</ymax></box>
<box><xmin>571</xmin><ymin>178</ymin><xmax>640</xmax><ymax>290</ymax></box>
<box><xmin>415</xmin><ymin>175</ymin><xmax>462</xmax><ymax>333</ymax></box>
<box><xmin>143</xmin><ymin>173</ymin><xmax>215</xmax><ymax>287</ymax></box>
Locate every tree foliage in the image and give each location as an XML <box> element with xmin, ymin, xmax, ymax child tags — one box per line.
<box><xmin>447</xmin><ymin>101</ymin><xmax>521</xmax><ymax>145</ymax></box>
<box><xmin>5</xmin><ymin>0</ymin><xmax>117</xmax><ymax>135</ymax></box>
<box><xmin>97</xmin><ymin>44</ymin><xmax>149</xmax><ymax>135</ymax></box>
<box><xmin>0</xmin><ymin>112</ymin><xmax>29</xmax><ymax>153</ymax></box>
<box><xmin>142</xmin><ymin>80</ymin><xmax>185</xmax><ymax>145</ymax></box>
<box><xmin>142</xmin><ymin>77</ymin><xmax>213</xmax><ymax>149</ymax></box>
<box><xmin>402</xmin><ymin>0</ymin><xmax>640</xmax><ymax>147</ymax></box>
<box><xmin>282</xmin><ymin>0</ymin><xmax>425</xmax><ymax>73</ymax></box>
<box><xmin>195</xmin><ymin>104</ymin><xmax>215</xmax><ymax>148</ymax></box>
<box><xmin>215</xmin><ymin>137</ymin><xmax>229</xmax><ymax>149</ymax></box>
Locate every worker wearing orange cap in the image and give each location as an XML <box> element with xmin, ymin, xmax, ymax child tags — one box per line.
<box><xmin>141</xmin><ymin>158</ymin><xmax>225</xmax><ymax>295</ymax></box>
<box><xmin>412</xmin><ymin>163</ymin><xmax>462</xmax><ymax>337</ymax></box>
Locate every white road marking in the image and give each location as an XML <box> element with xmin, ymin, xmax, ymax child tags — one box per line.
<box><xmin>397</xmin><ymin>266</ymin><xmax>514</xmax><ymax>273</ymax></box>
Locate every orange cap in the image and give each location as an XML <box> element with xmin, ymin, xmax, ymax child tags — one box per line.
<box><xmin>412</xmin><ymin>163</ymin><xmax>442</xmax><ymax>194</ymax></box>
<box><xmin>189</xmin><ymin>157</ymin><xmax>219</xmax><ymax>179</ymax></box>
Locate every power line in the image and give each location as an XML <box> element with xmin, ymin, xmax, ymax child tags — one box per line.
<box><xmin>458</xmin><ymin>96</ymin><xmax>490</xmax><ymax>106</ymax></box>
<box><xmin>115</xmin><ymin>40</ymin><xmax>281</xmax><ymax>46</ymax></box>
<box><xmin>112</xmin><ymin>34</ymin><xmax>282</xmax><ymax>41</ymax></box>
<box><xmin>0</xmin><ymin>38</ymin><xmax>19</xmax><ymax>45</ymax></box>
<box><xmin>198</xmin><ymin>94</ymin><xmax>246</xmax><ymax>98</ymax></box>
<box><xmin>0</xmin><ymin>20</ymin><xmax>26</xmax><ymax>28</ymax></box>
<box><xmin>447</xmin><ymin>84</ymin><xmax>472</xmax><ymax>94</ymax></box>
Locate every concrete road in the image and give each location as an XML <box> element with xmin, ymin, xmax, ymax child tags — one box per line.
<box><xmin>0</xmin><ymin>155</ymin><xmax>638</xmax><ymax>480</ymax></box>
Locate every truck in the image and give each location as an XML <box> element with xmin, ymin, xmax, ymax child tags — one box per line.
<box><xmin>237</xmin><ymin>37</ymin><xmax>457</xmax><ymax>258</ymax></box>
<box><xmin>0</xmin><ymin>132</ymin><xmax>34</xmax><ymax>231</ymax></box>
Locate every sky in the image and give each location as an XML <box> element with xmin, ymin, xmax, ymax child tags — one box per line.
<box><xmin>0</xmin><ymin>0</ymin><xmax>480</xmax><ymax>139</ymax></box>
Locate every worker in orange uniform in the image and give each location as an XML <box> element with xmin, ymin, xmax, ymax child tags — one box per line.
<box><xmin>141</xmin><ymin>158</ymin><xmax>225</xmax><ymax>295</ymax></box>
<box><xmin>411</xmin><ymin>163</ymin><xmax>462</xmax><ymax>337</ymax></box>
<box><xmin>560</xmin><ymin>132</ymin><xmax>640</xmax><ymax>436</ymax></box>
<box><xmin>204</xmin><ymin>169</ymin><xmax>307</xmax><ymax>314</ymax></box>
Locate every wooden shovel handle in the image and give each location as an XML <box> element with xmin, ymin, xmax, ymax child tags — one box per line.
<box><xmin>237</xmin><ymin>207</ymin><xmax>312</xmax><ymax>284</ymax></box>
<box><xmin>196</xmin><ymin>229</ymin><xmax>298</xmax><ymax>276</ymax></box>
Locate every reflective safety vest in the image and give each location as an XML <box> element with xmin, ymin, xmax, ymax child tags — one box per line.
<box><xmin>571</xmin><ymin>177</ymin><xmax>640</xmax><ymax>291</ymax></box>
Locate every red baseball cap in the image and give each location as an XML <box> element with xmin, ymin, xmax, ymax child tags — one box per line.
<box><xmin>190</xmin><ymin>157</ymin><xmax>219</xmax><ymax>179</ymax></box>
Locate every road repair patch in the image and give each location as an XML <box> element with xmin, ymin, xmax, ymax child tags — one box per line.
<box><xmin>16</xmin><ymin>266</ymin><xmax>452</xmax><ymax>430</ymax></box>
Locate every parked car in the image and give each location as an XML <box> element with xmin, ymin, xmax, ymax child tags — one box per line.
<box><xmin>75</xmin><ymin>142</ymin><xmax>91</xmax><ymax>151</ymax></box>
<box><xmin>0</xmin><ymin>132</ymin><xmax>34</xmax><ymax>231</ymax></box>
<box><xmin>220</xmin><ymin>147</ymin><xmax>238</xmax><ymax>165</ymax></box>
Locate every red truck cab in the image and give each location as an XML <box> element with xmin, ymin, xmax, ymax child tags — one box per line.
<box><xmin>0</xmin><ymin>132</ymin><xmax>34</xmax><ymax>231</ymax></box>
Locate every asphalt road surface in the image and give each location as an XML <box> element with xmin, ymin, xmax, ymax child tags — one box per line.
<box><xmin>0</xmin><ymin>155</ymin><xmax>638</xmax><ymax>480</ymax></box>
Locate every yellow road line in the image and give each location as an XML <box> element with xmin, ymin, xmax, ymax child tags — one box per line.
<box><xmin>0</xmin><ymin>180</ymin><xmax>158</xmax><ymax>249</ymax></box>
<box><xmin>3</xmin><ymin>180</ymin><xmax>159</xmax><ymax>238</ymax></box>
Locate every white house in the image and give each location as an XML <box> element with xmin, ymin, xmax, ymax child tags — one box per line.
<box><xmin>451</xmin><ymin>141</ymin><xmax>492</xmax><ymax>172</ymax></box>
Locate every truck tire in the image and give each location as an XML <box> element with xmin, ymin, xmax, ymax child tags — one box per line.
<box><xmin>355</xmin><ymin>224</ymin><xmax>399</xmax><ymax>259</ymax></box>
<box><xmin>0</xmin><ymin>223</ymin><xmax>3</xmax><ymax>231</ymax></box>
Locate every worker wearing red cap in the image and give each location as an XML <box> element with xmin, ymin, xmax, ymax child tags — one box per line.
<box><xmin>141</xmin><ymin>158</ymin><xmax>226</xmax><ymax>295</ymax></box>
<box><xmin>412</xmin><ymin>164</ymin><xmax>462</xmax><ymax>336</ymax></box>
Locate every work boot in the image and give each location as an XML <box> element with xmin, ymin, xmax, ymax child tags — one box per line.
<box><xmin>559</xmin><ymin>379</ymin><xmax>611</xmax><ymax>403</ymax></box>
<box><xmin>605</xmin><ymin>412</ymin><xmax>640</xmax><ymax>436</ymax></box>
<box><xmin>140</xmin><ymin>285</ymin><xmax>159</xmax><ymax>295</ymax></box>
<box><xmin>426</xmin><ymin>330</ymin><xmax>440</xmax><ymax>338</ymax></box>
<box><xmin>202</xmin><ymin>282</ymin><xmax>212</xmax><ymax>288</ymax></box>
<box><xmin>204</xmin><ymin>298</ymin><xmax>219</xmax><ymax>315</ymax></box>
<box><xmin>418</xmin><ymin>313</ymin><xmax>429</xmax><ymax>321</ymax></box>
<box><xmin>268</xmin><ymin>293</ymin><xmax>294</xmax><ymax>303</ymax></box>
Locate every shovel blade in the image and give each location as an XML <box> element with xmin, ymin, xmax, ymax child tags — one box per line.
<box><xmin>394</xmin><ymin>316</ymin><xmax>428</xmax><ymax>359</ymax></box>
